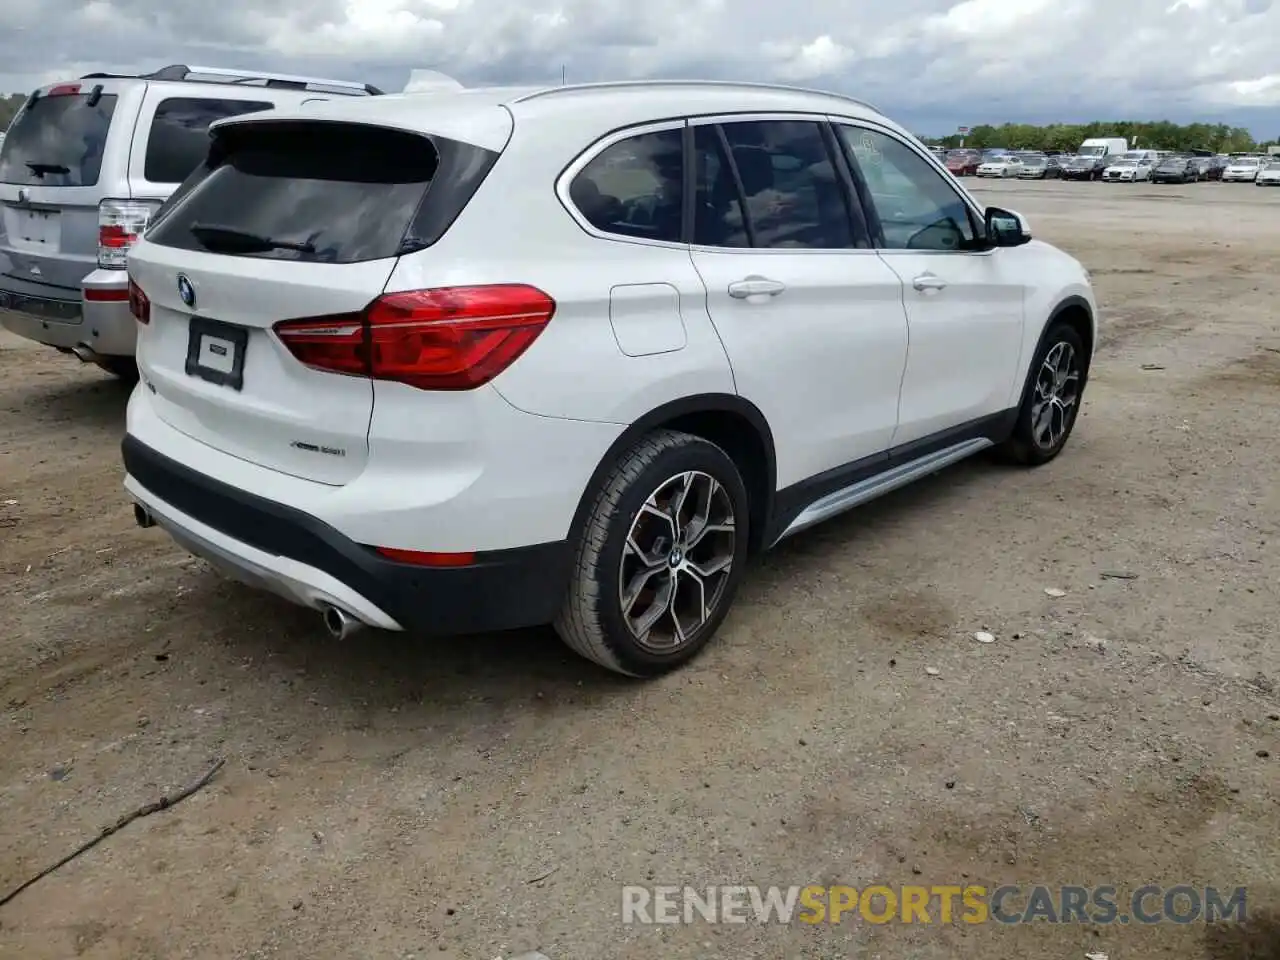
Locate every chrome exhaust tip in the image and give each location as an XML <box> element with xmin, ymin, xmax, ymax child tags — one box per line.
<box><xmin>133</xmin><ymin>503</ymin><xmax>155</xmax><ymax>528</ymax></box>
<box><xmin>322</xmin><ymin>605</ymin><xmax>364</xmax><ymax>640</ymax></box>
<box><xmin>71</xmin><ymin>343</ymin><xmax>97</xmax><ymax>364</ymax></box>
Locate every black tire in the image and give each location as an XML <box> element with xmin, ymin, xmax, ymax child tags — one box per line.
<box><xmin>97</xmin><ymin>356</ymin><xmax>139</xmax><ymax>382</ymax></box>
<box><xmin>555</xmin><ymin>429</ymin><xmax>751</xmax><ymax>677</ymax></box>
<box><xmin>997</xmin><ymin>322</ymin><xmax>1087</xmax><ymax>466</ymax></box>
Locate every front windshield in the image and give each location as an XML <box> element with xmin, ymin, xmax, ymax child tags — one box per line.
<box><xmin>1078</xmin><ymin>145</ymin><xmax>1107</xmax><ymax>156</ymax></box>
<box><xmin>1113</xmin><ymin>160</ymin><xmax>1137</xmax><ymax>167</ymax></box>
<box><xmin>1267</xmin><ymin>162</ymin><xmax>1280</xmax><ymax>170</ymax></box>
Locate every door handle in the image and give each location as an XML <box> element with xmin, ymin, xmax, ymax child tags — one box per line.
<box><xmin>912</xmin><ymin>273</ymin><xmax>947</xmax><ymax>292</ymax></box>
<box><xmin>728</xmin><ymin>276</ymin><xmax>786</xmax><ymax>299</ymax></box>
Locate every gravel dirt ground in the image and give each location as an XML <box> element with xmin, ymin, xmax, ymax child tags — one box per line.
<box><xmin>1</xmin><ymin>179</ymin><xmax>1278</xmax><ymax>960</ymax></box>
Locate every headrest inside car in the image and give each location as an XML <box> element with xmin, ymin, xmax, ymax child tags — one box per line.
<box><xmin>732</xmin><ymin>146</ymin><xmax>774</xmax><ymax>196</ymax></box>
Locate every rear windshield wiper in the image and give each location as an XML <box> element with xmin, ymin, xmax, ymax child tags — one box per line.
<box><xmin>190</xmin><ymin>223</ymin><xmax>316</xmax><ymax>255</ymax></box>
<box><xmin>25</xmin><ymin>162</ymin><xmax>71</xmax><ymax>177</ymax></box>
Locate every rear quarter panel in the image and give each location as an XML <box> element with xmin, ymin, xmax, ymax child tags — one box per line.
<box><xmin>384</xmin><ymin>117</ymin><xmax>736</xmax><ymax>426</ymax></box>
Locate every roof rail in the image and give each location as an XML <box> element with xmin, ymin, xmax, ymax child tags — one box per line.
<box><xmin>511</xmin><ymin>79</ymin><xmax>879</xmax><ymax>114</ymax></box>
<box><xmin>140</xmin><ymin>65</ymin><xmax>383</xmax><ymax>96</ymax></box>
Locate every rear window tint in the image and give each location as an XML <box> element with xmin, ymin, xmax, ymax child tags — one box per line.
<box><xmin>147</xmin><ymin>121</ymin><xmax>473</xmax><ymax>264</ymax></box>
<box><xmin>0</xmin><ymin>92</ymin><xmax>118</xmax><ymax>187</ymax></box>
<box><xmin>144</xmin><ymin>98</ymin><xmax>273</xmax><ymax>184</ymax></box>
<box><xmin>569</xmin><ymin>129</ymin><xmax>684</xmax><ymax>242</ymax></box>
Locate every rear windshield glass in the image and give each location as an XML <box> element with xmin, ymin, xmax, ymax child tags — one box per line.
<box><xmin>0</xmin><ymin>92</ymin><xmax>118</xmax><ymax>187</ymax></box>
<box><xmin>147</xmin><ymin>122</ymin><xmax>444</xmax><ymax>264</ymax></box>
<box><xmin>144</xmin><ymin>97</ymin><xmax>274</xmax><ymax>184</ymax></box>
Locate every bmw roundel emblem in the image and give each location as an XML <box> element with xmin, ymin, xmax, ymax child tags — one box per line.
<box><xmin>177</xmin><ymin>274</ymin><xmax>196</xmax><ymax>309</ymax></box>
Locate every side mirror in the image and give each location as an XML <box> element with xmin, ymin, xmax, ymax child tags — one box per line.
<box><xmin>985</xmin><ymin>206</ymin><xmax>1032</xmax><ymax>247</ymax></box>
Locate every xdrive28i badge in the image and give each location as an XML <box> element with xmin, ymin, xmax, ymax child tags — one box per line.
<box><xmin>177</xmin><ymin>274</ymin><xmax>196</xmax><ymax>309</ymax></box>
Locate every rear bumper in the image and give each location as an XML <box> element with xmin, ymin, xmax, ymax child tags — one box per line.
<box><xmin>122</xmin><ymin>434</ymin><xmax>574</xmax><ymax>636</ymax></box>
<box><xmin>0</xmin><ymin>270</ymin><xmax>135</xmax><ymax>355</ymax></box>
<box><xmin>0</xmin><ymin>287</ymin><xmax>82</xmax><ymax>346</ymax></box>
<box><xmin>81</xmin><ymin>269</ymin><xmax>138</xmax><ymax>356</ymax></box>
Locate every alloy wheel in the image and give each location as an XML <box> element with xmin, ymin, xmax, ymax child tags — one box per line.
<box><xmin>618</xmin><ymin>471</ymin><xmax>736</xmax><ymax>653</ymax></box>
<box><xmin>1030</xmin><ymin>341</ymin><xmax>1081</xmax><ymax>450</ymax></box>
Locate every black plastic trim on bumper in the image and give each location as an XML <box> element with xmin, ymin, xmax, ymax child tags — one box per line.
<box><xmin>0</xmin><ymin>287</ymin><xmax>82</xmax><ymax>323</ymax></box>
<box><xmin>121</xmin><ymin>434</ymin><xmax>573</xmax><ymax>636</ymax></box>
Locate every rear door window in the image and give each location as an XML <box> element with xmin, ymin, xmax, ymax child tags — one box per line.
<box><xmin>707</xmin><ymin>120</ymin><xmax>864</xmax><ymax>250</ymax></box>
<box><xmin>0</xmin><ymin>91</ymin><xmax>118</xmax><ymax>187</ymax></box>
<box><xmin>144</xmin><ymin>98</ymin><xmax>274</xmax><ymax>184</ymax></box>
<box><xmin>146</xmin><ymin>121</ymin><xmax>493</xmax><ymax>264</ymax></box>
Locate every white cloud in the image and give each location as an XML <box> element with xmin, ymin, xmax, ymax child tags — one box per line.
<box><xmin>2</xmin><ymin>0</ymin><xmax>1280</xmax><ymax>133</ymax></box>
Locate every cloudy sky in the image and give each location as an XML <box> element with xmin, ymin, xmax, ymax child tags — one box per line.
<box><xmin>3</xmin><ymin>0</ymin><xmax>1279</xmax><ymax>136</ymax></box>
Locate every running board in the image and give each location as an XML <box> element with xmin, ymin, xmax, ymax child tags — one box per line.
<box><xmin>774</xmin><ymin>438</ymin><xmax>993</xmax><ymax>544</ymax></box>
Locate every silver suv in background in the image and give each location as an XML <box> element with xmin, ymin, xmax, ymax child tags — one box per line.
<box><xmin>0</xmin><ymin>65</ymin><xmax>382</xmax><ymax>379</ymax></box>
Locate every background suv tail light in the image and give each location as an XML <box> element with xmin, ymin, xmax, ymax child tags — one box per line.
<box><xmin>274</xmin><ymin>284</ymin><xmax>556</xmax><ymax>390</ymax></box>
<box><xmin>98</xmin><ymin>199</ymin><xmax>161</xmax><ymax>269</ymax></box>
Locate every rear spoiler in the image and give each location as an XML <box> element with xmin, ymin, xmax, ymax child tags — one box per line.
<box><xmin>22</xmin><ymin>81</ymin><xmax>107</xmax><ymax>111</ymax></box>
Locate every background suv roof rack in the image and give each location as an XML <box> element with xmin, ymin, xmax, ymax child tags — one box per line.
<box><xmin>139</xmin><ymin>64</ymin><xmax>383</xmax><ymax>96</ymax></box>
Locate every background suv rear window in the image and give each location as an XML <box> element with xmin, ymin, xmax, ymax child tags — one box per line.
<box><xmin>0</xmin><ymin>92</ymin><xmax>118</xmax><ymax>187</ymax></box>
<box><xmin>146</xmin><ymin>121</ymin><xmax>484</xmax><ymax>264</ymax></box>
<box><xmin>144</xmin><ymin>98</ymin><xmax>274</xmax><ymax>184</ymax></box>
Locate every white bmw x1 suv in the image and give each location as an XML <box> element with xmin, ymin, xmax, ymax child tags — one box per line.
<box><xmin>122</xmin><ymin>80</ymin><xmax>1097</xmax><ymax>677</ymax></box>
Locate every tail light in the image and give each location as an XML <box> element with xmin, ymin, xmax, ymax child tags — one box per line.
<box><xmin>128</xmin><ymin>279</ymin><xmax>150</xmax><ymax>324</ymax></box>
<box><xmin>98</xmin><ymin>199</ymin><xmax>161</xmax><ymax>269</ymax></box>
<box><xmin>273</xmin><ymin>284</ymin><xmax>556</xmax><ymax>390</ymax></box>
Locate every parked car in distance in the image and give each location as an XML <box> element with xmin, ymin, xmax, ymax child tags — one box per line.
<box><xmin>1059</xmin><ymin>155</ymin><xmax>1106</xmax><ymax>180</ymax></box>
<box><xmin>1016</xmin><ymin>155</ymin><xmax>1062</xmax><ymax>179</ymax></box>
<box><xmin>977</xmin><ymin>155</ymin><xmax>1024</xmax><ymax>177</ymax></box>
<box><xmin>1222</xmin><ymin>157</ymin><xmax>1262</xmax><ymax>182</ymax></box>
<box><xmin>1256</xmin><ymin>160</ymin><xmax>1280</xmax><ymax>186</ymax></box>
<box><xmin>120</xmin><ymin>80</ymin><xmax>1097</xmax><ymax>676</ymax></box>
<box><xmin>945</xmin><ymin>149</ymin><xmax>982</xmax><ymax>176</ymax></box>
<box><xmin>0</xmin><ymin>64</ymin><xmax>384</xmax><ymax>379</ymax></box>
<box><xmin>1151</xmin><ymin>157</ymin><xmax>1197</xmax><ymax>183</ymax></box>
<box><xmin>1077</xmin><ymin>137</ymin><xmax>1129</xmax><ymax>161</ymax></box>
<box><xmin>1102</xmin><ymin>158</ymin><xmax>1151</xmax><ymax>182</ymax></box>
<box><xmin>1202</xmin><ymin>155</ymin><xmax>1228</xmax><ymax>180</ymax></box>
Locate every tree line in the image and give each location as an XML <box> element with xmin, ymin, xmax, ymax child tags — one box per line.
<box><xmin>923</xmin><ymin>120</ymin><xmax>1275</xmax><ymax>154</ymax></box>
